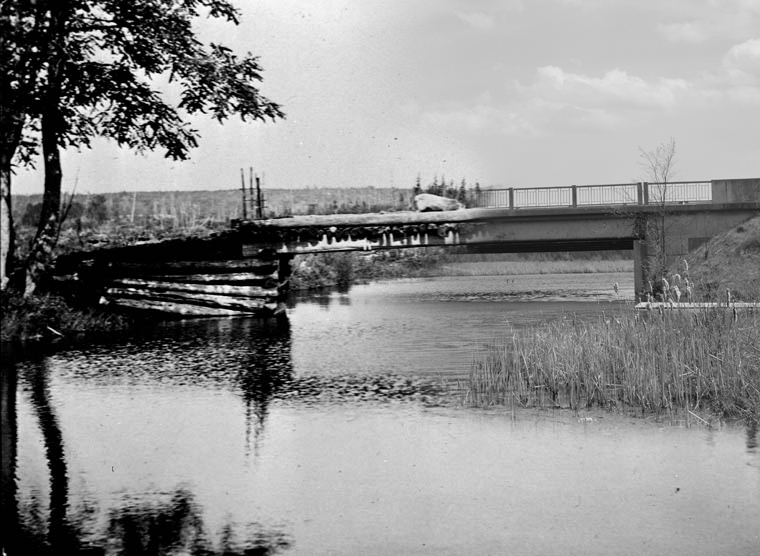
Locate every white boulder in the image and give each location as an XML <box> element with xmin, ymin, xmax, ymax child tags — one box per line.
<box><xmin>414</xmin><ymin>193</ymin><xmax>464</xmax><ymax>212</ymax></box>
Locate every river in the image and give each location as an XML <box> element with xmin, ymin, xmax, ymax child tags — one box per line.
<box><xmin>3</xmin><ymin>272</ymin><xmax>759</xmax><ymax>555</ymax></box>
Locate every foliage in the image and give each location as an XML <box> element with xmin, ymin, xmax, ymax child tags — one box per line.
<box><xmin>1</xmin><ymin>0</ymin><xmax>283</xmax><ymax>291</ymax></box>
<box><xmin>3</xmin><ymin>0</ymin><xmax>284</xmax><ymax>164</ymax></box>
<box><xmin>290</xmin><ymin>249</ymin><xmax>454</xmax><ymax>290</ymax></box>
<box><xmin>1</xmin><ymin>290</ymin><xmax>133</xmax><ymax>343</ymax></box>
<box><xmin>413</xmin><ymin>174</ymin><xmax>478</xmax><ymax>207</ymax></box>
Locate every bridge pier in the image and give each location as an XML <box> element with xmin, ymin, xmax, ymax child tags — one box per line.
<box><xmin>633</xmin><ymin>240</ymin><xmax>648</xmax><ymax>303</ymax></box>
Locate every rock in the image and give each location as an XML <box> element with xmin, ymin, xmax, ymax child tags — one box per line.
<box><xmin>414</xmin><ymin>193</ymin><xmax>464</xmax><ymax>212</ymax></box>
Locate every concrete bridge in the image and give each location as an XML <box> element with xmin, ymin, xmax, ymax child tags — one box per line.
<box><xmin>53</xmin><ymin>178</ymin><xmax>760</xmax><ymax>316</ymax></box>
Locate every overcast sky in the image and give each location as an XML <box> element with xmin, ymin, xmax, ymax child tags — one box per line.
<box><xmin>14</xmin><ymin>0</ymin><xmax>760</xmax><ymax>195</ymax></box>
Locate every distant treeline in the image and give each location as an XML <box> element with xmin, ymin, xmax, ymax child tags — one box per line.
<box><xmin>11</xmin><ymin>187</ymin><xmax>417</xmax><ymax>231</ymax></box>
<box><xmin>12</xmin><ymin>176</ymin><xmax>488</xmax><ymax>232</ymax></box>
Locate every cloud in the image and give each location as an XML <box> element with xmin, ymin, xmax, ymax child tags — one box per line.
<box><xmin>454</xmin><ymin>10</ymin><xmax>496</xmax><ymax>29</ymax></box>
<box><xmin>723</xmin><ymin>38</ymin><xmax>760</xmax><ymax>72</ymax></box>
<box><xmin>657</xmin><ymin>21</ymin><xmax>710</xmax><ymax>43</ymax></box>
<box><xmin>657</xmin><ymin>0</ymin><xmax>760</xmax><ymax>43</ymax></box>
<box><xmin>528</xmin><ymin>66</ymin><xmax>690</xmax><ymax>109</ymax></box>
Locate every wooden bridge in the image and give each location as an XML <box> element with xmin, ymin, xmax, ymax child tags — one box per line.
<box><xmin>53</xmin><ymin>178</ymin><xmax>760</xmax><ymax>316</ymax></box>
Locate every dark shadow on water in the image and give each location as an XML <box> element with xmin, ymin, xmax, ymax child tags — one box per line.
<box><xmin>102</xmin><ymin>487</ymin><xmax>291</xmax><ymax>556</ymax></box>
<box><xmin>747</xmin><ymin>421</ymin><xmax>758</xmax><ymax>452</ymax></box>
<box><xmin>3</xmin><ymin>317</ymin><xmax>295</xmax><ymax>556</ymax></box>
<box><xmin>235</xmin><ymin>316</ymin><xmax>294</xmax><ymax>455</ymax></box>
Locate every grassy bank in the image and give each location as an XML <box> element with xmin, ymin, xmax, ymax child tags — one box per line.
<box><xmin>290</xmin><ymin>249</ymin><xmax>451</xmax><ymax>290</ymax></box>
<box><xmin>467</xmin><ymin>216</ymin><xmax>760</xmax><ymax>421</ymax></box>
<box><xmin>290</xmin><ymin>250</ymin><xmax>632</xmax><ymax>290</ymax></box>
<box><xmin>437</xmin><ymin>259</ymin><xmax>632</xmax><ymax>276</ymax></box>
<box><xmin>466</xmin><ymin>307</ymin><xmax>760</xmax><ymax>420</ymax></box>
<box><xmin>0</xmin><ymin>292</ymin><xmax>135</xmax><ymax>344</ymax></box>
<box><xmin>675</xmin><ymin>215</ymin><xmax>760</xmax><ymax>302</ymax></box>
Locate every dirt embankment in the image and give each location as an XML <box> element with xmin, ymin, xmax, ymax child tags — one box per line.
<box><xmin>676</xmin><ymin>215</ymin><xmax>760</xmax><ymax>301</ymax></box>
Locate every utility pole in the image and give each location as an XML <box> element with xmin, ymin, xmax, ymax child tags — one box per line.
<box><xmin>255</xmin><ymin>174</ymin><xmax>263</xmax><ymax>219</ymax></box>
<box><xmin>249</xmin><ymin>167</ymin><xmax>255</xmax><ymax>218</ymax></box>
<box><xmin>240</xmin><ymin>168</ymin><xmax>247</xmax><ymax>219</ymax></box>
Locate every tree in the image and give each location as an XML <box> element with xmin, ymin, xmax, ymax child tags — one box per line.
<box><xmin>84</xmin><ymin>194</ymin><xmax>108</xmax><ymax>225</ymax></box>
<box><xmin>637</xmin><ymin>137</ymin><xmax>678</xmax><ymax>292</ymax></box>
<box><xmin>1</xmin><ymin>0</ymin><xmax>284</xmax><ymax>292</ymax></box>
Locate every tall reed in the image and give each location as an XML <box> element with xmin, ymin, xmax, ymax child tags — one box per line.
<box><xmin>465</xmin><ymin>307</ymin><xmax>760</xmax><ymax>420</ymax></box>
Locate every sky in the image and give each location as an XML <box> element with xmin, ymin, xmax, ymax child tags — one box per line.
<box><xmin>13</xmin><ymin>0</ymin><xmax>760</xmax><ymax>194</ymax></box>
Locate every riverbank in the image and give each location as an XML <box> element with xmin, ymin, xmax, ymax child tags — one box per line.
<box><xmin>0</xmin><ymin>291</ymin><xmax>135</xmax><ymax>345</ymax></box>
<box><xmin>290</xmin><ymin>249</ymin><xmax>632</xmax><ymax>290</ymax></box>
<box><xmin>467</xmin><ymin>306</ymin><xmax>760</xmax><ymax>421</ymax></box>
<box><xmin>468</xmin><ymin>216</ymin><xmax>760</xmax><ymax>421</ymax></box>
<box><xmin>676</xmin><ymin>215</ymin><xmax>760</xmax><ymax>301</ymax></box>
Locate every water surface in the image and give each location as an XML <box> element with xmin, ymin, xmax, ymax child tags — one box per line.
<box><xmin>5</xmin><ymin>272</ymin><xmax>759</xmax><ymax>555</ymax></box>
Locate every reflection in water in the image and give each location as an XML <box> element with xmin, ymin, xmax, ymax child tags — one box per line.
<box><xmin>1</xmin><ymin>360</ymin><xmax>19</xmax><ymax>552</ymax></box>
<box><xmin>5</xmin><ymin>274</ymin><xmax>760</xmax><ymax>555</ymax></box>
<box><xmin>105</xmin><ymin>488</ymin><xmax>291</xmax><ymax>556</ymax></box>
<box><xmin>27</xmin><ymin>359</ymin><xmax>69</xmax><ymax>549</ymax></box>
<box><xmin>235</xmin><ymin>316</ymin><xmax>293</xmax><ymax>455</ymax></box>
<box><xmin>748</xmin><ymin>421</ymin><xmax>758</xmax><ymax>452</ymax></box>
<box><xmin>4</xmin><ymin>317</ymin><xmax>295</xmax><ymax>555</ymax></box>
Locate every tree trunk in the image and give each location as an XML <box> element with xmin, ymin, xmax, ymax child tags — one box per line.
<box><xmin>25</xmin><ymin>108</ymin><xmax>63</xmax><ymax>296</ymax></box>
<box><xmin>0</xmin><ymin>152</ymin><xmax>15</xmax><ymax>291</ymax></box>
<box><xmin>24</xmin><ymin>3</ymin><xmax>67</xmax><ymax>296</ymax></box>
<box><xmin>0</xmin><ymin>107</ymin><xmax>24</xmax><ymax>290</ymax></box>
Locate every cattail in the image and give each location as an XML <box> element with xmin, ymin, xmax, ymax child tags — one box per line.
<box><xmin>673</xmin><ymin>285</ymin><xmax>681</xmax><ymax>302</ymax></box>
<box><xmin>673</xmin><ymin>273</ymin><xmax>681</xmax><ymax>284</ymax></box>
<box><xmin>662</xmin><ymin>278</ymin><xmax>670</xmax><ymax>297</ymax></box>
<box><xmin>726</xmin><ymin>288</ymin><xmax>731</xmax><ymax>306</ymax></box>
<box><xmin>683</xmin><ymin>260</ymin><xmax>689</xmax><ymax>273</ymax></box>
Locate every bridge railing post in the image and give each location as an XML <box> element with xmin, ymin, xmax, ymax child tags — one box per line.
<box><xmin>571</xmin><ymin>185</ymin><xmax>578</xmax><ymax>208</ymax></box>
<box><xmin>642</xmin><ymin>182</ymin><xmax>649</xmax><ymax>205</ymax></box>
<box><xmin>508</xmin><ymin>188</ymin><xmax>514</xmax><ymax>209</ymax></box>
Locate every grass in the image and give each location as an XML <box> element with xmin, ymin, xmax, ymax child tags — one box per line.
<box><xmin>437</xmin><ymin>259</ymin><xmax>633</xmax><ymax>276</ymax></box>
<box><xmin>0</xmin><ymin>291</ymin><xmax>135</xmax><ymax>344</ymax></box>
<box><xmin>676</xmin><ymin>215</ymin><xmax>760</xmax><ymax>302</ymax></box>
<box><xmin>465</xmin><ymin>307</ymin><xmax>760</xmax><ymax>421</ymax></box>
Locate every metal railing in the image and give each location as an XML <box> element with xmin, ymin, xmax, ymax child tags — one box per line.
<box><xmin>577</xmin><ymin>184</ymin><xmax>638</xmax><ymax>205</ymax></box>
<box><xmin>646</xmin><ymin>181</ymin><xmax>711</xmax><ymax>204</ymax></box>
<box><xmin>474</xmin><ymin>181</ymin><xmax>712</xmax><ymax>209</ymax></box>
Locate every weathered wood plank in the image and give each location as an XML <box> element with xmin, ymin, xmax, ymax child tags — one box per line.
<box><xmin>111</xmin><ymin>278</ymin><xmax>279</xmax><ymax>297</ymax></box>
<box><xmin>109</xmin><ymin>259</ymin><xmax>278</xmax><ymax>275</ymax></box>
<box><xmin>115</xmin><ymin>272</ymin><xmax>279</xmax><ymax>285</ymax></box>
<box><xmin>108</xmin><ymin>298</ymin><xmax>274</xmax><ymax>316</ymax></box>
<box><xmin>107</xmin><ymin>287</ymin><xmax>278</xmax><ymax>310</ymax></box>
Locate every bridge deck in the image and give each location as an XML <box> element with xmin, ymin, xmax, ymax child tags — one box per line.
<box><xmin>51</xmin><ymin>178</ymin><xmax>760</xmax><ymax>316</ymax></box>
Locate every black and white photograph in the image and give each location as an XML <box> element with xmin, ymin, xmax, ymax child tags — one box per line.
<box><xmin>2</xmin><ymin>1</ymin><xmax>759</xmax><ymax>554</ymax></box>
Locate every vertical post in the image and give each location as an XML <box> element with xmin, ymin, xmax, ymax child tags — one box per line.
<box><xmin>255</xmin><ymin>175</ymin><xmax>263</xmax><ymax>219</ymax></box>
<box><xmin>633</xmin><ymin>240</ymin><xmax>649</xmax><ymax>303</ymax></box>
<box><xmin>508</xmin><ymin>188</ymin><xmax>514</xmax><ymax>209</ymax></box>
<box><xmin>642</xmin><ymin>182</ymin><xmax>649</xmax><ymax>205</ymax></box>
<box><xmin>277</xmin><ymin>254</ymin><xmax>293</xmax><ymax>314</ymax></box>
<box><xmin>240</xmin><ymin>168</ymin><xmax>247</xmax><ymax>219</ymax></box>
<box><xmin>249</xmin><ymin>167</ymin><xmax>255</xmax><ymax>218</ymax></box>
<box><xmin>571</xmin><ymin>185</ymin><xmax>577</xmax><ymax>208</ymax></box>
<box><xmin>637</xmin><ymin>182</ymin><xmax>643</xmax><ymax>205</ymax></box>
